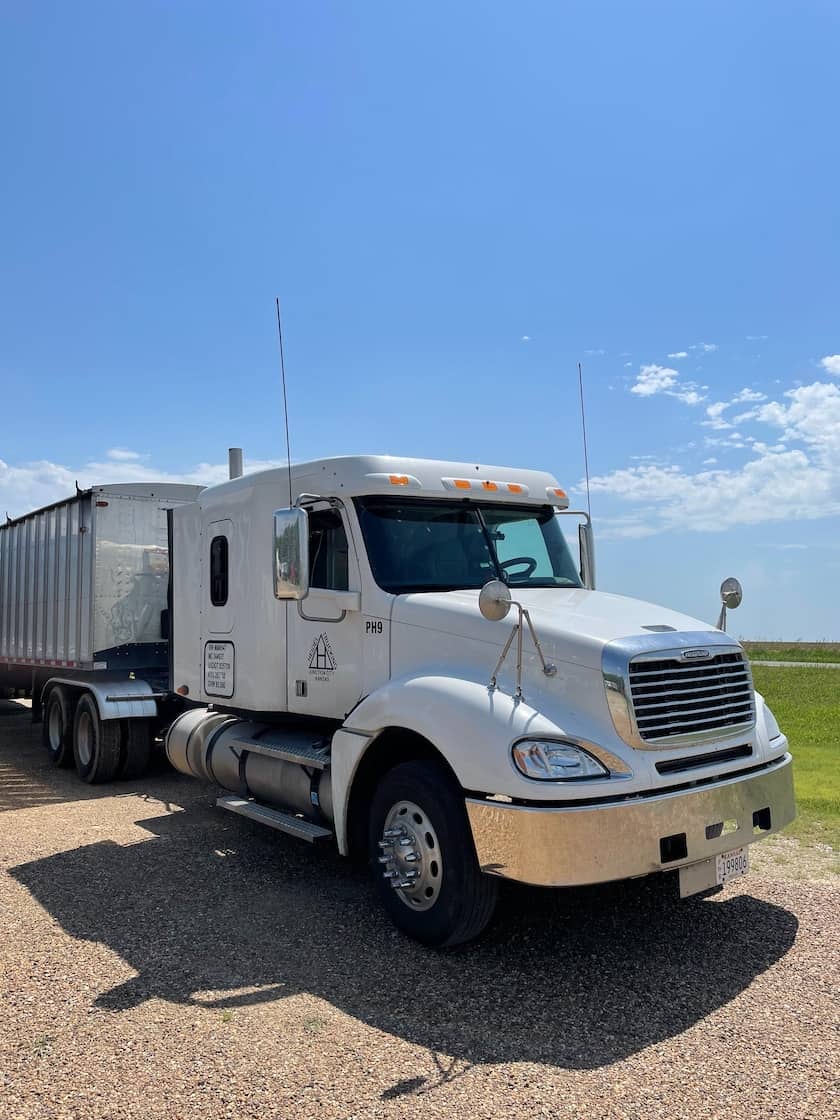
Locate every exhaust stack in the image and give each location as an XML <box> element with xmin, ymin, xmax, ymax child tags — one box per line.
<box><xmin>228</xmin><ymin>447</ymin><xmax>244</xmax><ymax>480</ymax></box>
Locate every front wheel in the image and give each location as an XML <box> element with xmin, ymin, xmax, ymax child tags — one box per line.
<box><xmin>369</xmin><ymin>760</ymin><xmax>498</xmax><ymax>947</ymax></box>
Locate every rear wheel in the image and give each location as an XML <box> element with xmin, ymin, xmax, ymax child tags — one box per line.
<box><xmin>73</xmin><ymin>694</ymin><xmax>122</xmax><ymax>784</ymax></box>
<box><xmin>119</xmin><ymin>719</ymin><xmax>152</xmax><ymax>779</ymax></box>
<box><xmin>369</xmin><ymin>760</ymin><xmax>498</xmax><ymax>947</ymax></box>
<box><xmin>42</xmin><ymin>686</ymin><xmax>74</xmax><ymax>768</ymax></box>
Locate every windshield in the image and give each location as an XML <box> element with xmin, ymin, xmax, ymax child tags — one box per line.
<box><xmin>354</xmin><ymin>497</ymin><xmax>583</xmax><ymax>594</ymax></box>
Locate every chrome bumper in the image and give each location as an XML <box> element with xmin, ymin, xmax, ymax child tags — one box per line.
<box><xmin>466</xmin><ymin>755</ymin><xmax>795</xmax><ymax>887</ymax></box>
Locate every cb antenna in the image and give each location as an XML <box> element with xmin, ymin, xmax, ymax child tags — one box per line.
<box><xmin>275</xmin><ymin>296</ymin><xmax>293</xmax><ymax>506</ymax></box>
<box><xmin>578</xmin><ymin>361</ymin><xmax>592</xmax><ymax>519</ymax></box>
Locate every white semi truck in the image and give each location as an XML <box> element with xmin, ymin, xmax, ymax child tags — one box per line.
<box><xmin>0</xmin><ymin>454</ymin><xmax>795</xmax><ymax>945</ymax></box>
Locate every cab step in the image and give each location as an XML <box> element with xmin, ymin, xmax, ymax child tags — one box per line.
<box><xmin>217</xmin><ymin>794</ymin><xmax>332</xmax><ymax>842</ymax></box>
<box><xmin>227</xmin><ymin>735</ymin><xmax>330</xmax><ymax>770</ymax></box>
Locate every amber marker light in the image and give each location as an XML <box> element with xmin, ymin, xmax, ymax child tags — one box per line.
<box><xmin>389</xmin><ymin>475</ymin><xmax>410</xmax><ymax>486</ymax></box>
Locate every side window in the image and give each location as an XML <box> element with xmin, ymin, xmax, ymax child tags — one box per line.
<box><xmin>210</xmin><ymin>535</ymin><xmax>229</xmax><ymax>605</ymax></box>
<box><xmin>309</xmin><ymin>510</ymin><xmax>349</xmax><ymax>591</ymax></box>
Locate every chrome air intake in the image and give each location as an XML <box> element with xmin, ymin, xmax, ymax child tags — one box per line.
<box><xmin>603</xmin><ymin>631</ymin><xmax>756</xmax><ymax>750</ymax></box>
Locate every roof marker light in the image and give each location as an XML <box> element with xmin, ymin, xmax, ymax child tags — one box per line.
<box><xmin>389</xmin><ymin>474</ymin><xmax>410</xmax><ymax>486</ymax></box>
<box><xmin>481</xmin><ymin>480</ymin><xmax>498</xmax><ymax>491</ymax></box>
<box><xmin>546</xmin><ymin>486</ymin><xmax>570</xmax><ymax>508</ymax></box>
<box><xmin>507</xmin><ymin>483</ymin><xmax>524</xmax><ymax>494</ymax></box>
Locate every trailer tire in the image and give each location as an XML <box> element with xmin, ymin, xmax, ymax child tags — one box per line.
<box><xmin>119</xmin><ymin>719</ymin><xmax>152</xmax><ymax>780</ymax></box>
<box><xmin>72</xmin><ymin>693</ymin><xmax>122</xmax><ymax>784</ymax></box>
<box><xmin>369</xmin><ymin>760</ymin><xmax>498</xmax><ymax>948</ymax></box>
<box><xmin>42</xmin><ymin>686</ymin><xmax>75</xmax><ymax>768</ymax></box>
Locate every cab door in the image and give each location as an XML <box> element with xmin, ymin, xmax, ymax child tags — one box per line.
<box><xmin>286</xmin><ymin>506</ymin><xmax>364</xmax><ymax>719</ymax></box>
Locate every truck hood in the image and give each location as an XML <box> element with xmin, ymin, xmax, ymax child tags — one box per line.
<box><xmin>391</xmin><ymin>587</ymin><xmax>723</xmax><ymax>672</ymax></box>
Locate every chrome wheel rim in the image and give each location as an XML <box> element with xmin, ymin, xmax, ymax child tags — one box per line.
<box><xmin>378</xmin><ymin>800</ymin><xmax>442</xmax><ymax>911</ymax></box>
<box><xmin>76</xmin><ymin>711</ymin><xmax>93</xmax><ymax>766</ymax></box>
<box><xmin>48</xmin><ymin>704</ymin><xmax>62</xmax><ymax>752</ymax></box>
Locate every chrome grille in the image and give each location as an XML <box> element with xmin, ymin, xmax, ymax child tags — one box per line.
<box><xmin>628</xmin><ymin>650</ymin><xmax>754</xmax><ymax>744</ymax></box>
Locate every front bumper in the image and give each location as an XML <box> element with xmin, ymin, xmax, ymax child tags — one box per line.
<box><xmin>466</xmin><ymin>754</ymin><xmax>795</xmax><ymax>887</ymax></box>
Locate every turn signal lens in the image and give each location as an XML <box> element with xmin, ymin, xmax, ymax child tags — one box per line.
<box><xmin>511</xmin><ymin>739</ymin><xmax>608</xmax><ymax>781</ymax></box>
<box><xmin>453</xmin><ymin>479</ymin><xmax>471</xmax><ymax>490</ymax></box>
<box><xmin>389</xmin><ymin>475</ymin><xmax>410</xmax><ymax>486</ymax></box>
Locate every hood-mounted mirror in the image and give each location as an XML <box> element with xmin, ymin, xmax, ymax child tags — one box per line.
<box><xmin>478</xmin><ymin>580</ymin><xmax>556</xmax><ymax>700</ymax></box>
<box><xmin>478</xmin><ymin>579</ymin><xmax>512</xmax><ymax>622</ymax></box>
<box><xmin>716</xmin><ymin>576</ymin><xmax>743</xmax><ymax>632</ymax></box>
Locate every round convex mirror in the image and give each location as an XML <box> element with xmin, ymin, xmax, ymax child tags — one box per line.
<box><xmin>478</xmin><ymin>579</ymin><xmax>512</xmax><ymax>622</ymax></box>
<box><xmin>720</xmin><ymin>577</ymin><xmax>743</xmax><ymax>610</ymax></box>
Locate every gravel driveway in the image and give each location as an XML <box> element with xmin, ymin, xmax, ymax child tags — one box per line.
<box><xmin>1</xmin><ymin>699</ymin><xmax>837</xmax><ymax>1119</ymax></box>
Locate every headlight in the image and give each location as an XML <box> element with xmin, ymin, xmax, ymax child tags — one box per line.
<box><xmin>511</xmin><ymin>739</ymin><xmax>609</xmax><ymax>781</ymax></box>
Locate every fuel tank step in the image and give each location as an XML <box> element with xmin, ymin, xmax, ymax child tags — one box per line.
<box><xmin>226</xmin><ymin>736</ymin><xmax>330</xmax><ymax>770</ymax></box>
<box><xmin>217</xmin><ymin>795</ymin><xmax>332</xmax><ymax>842</ymax></box>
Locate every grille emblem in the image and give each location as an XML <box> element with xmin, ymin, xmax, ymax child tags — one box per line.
<box><xmin>681</xmin><ymin>648</ymin><xmax>712</xmax><ymax>661</ymax></box>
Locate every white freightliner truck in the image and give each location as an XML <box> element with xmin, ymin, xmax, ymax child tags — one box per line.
<box><xmin>0</xmin><ymin>454</ymin><xmax>795</xmax><ymax>945</ymax></box>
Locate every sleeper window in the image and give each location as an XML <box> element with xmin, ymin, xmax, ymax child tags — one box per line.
<box><xmin>209</xmin><ymin>535</ymin><xmax>229</xmax><ymax>606</ymax></box>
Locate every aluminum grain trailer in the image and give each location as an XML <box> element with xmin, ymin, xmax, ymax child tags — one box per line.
<box><xmin>0</xmin><ymin>482</ymin><xmax>202</xmax><ymax>780</ymax></box>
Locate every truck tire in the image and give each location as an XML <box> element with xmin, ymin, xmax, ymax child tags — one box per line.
<box><xmin>369</xmin><ymin>760</ymin><xmax>498</xmax><ymax>948</ymax></box>
<box><xmin>42</xmin><ymin>686</ymin><xmax>74</xmax><ymax>768</ymax></box>
<box><xmin>119</xmin><ymin>719</ymin><xmax>152</xmax><ymax>780</ymax></box>
<box><xmin>72</xmin><ymin>693</ymin><xmax>122</xmax><ymax>784</ymax></box>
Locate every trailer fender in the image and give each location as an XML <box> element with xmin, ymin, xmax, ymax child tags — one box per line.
<box><xmin>40</xmin><ymin>676</ymin><xmax>160</xmax><ymax>722</ymax></box>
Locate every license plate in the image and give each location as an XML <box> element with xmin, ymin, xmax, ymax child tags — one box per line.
<box><xmin>716</xmin><ymin>847</ymin><xmax>749</xmax><ymax>885</ymax></box>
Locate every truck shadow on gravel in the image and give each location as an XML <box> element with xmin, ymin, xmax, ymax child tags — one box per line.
<box><xmin>10</xmin><ymin>800</ymin><xmax>799</xmax><ymax>1071</ymax></box>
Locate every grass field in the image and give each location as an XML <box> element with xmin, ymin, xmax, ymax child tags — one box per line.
<box><xmin>752</xmin><ymin>664</ymin><xmax>839</xmax><ymax>853</ymax></box>
<box><xmin>743</xmin><ymin>641</ymin><xmax>840</xmax><ymax>664</ymax></box>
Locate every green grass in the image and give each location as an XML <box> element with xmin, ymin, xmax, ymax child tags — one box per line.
<box><xmin>743</xmin><ymin>641</ymin><xmax>840</xmax><ymax>664</ymax></box>
<box><xmin>752</xmin><ymin>665</ymin><xmax>840</xmax><ymax>850</ymax></box>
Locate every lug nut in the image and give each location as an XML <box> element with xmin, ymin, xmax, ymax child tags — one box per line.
<box><xmin>403</xmin><ymin>852</ymin><xmax>419</xmax><ymax>863</ymax></box>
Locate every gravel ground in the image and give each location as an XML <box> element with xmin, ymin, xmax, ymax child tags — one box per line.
<box><xmin>1</xmin><ymin>699</ymin><xmax>837</xmax><ymax>1120</ymax></box>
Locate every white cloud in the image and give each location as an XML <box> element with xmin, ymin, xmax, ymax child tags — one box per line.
<box><xmin>106</xmin><ymin>448</ymin><xmax>142</xmax><ymax>461</ymax></box>
<box><xmin>631</xmin><ymin>364</ymin><xmax>678</xmax><ymax>397</ymax></box>
<box><xmin>630</xmin><ymin>364</ymin><xmax>705</xmax><ymax>405</ymax></box>
<box><xmin>732</xmin><ymin>388</ymin><xmax>766</xmax><ymax>403</ymax></box>
<box><xmin>702</xmin><ymin>457</ymin><xmax>718</xmax><ymax>465</ymax></box>
<box><xmin>674</xmin><ymin>388</ymin><xmax>704</xmax><ymax>406</ymax></box>
<box><xmin>820</xmin><ymin>354</ymin><xmax>840</xmax><ymax>376</ymax></box>
<box><xmin>698</xmin><ymin>342</ymin><xmax>718</xmax><ymax>353</ymax></box>
<box><xmin>746</xmin><ymin>335</ymin><xmax>769</xmax><ymax>341</ymax></box>
<box><xmin>589</xmin><ymin>380</ymin><xmax>840</xmax><ymax>536</ymax></box>
<box><xmin>667</xmin><ymin>351</ymin><xmax>688</xmax><ymax>359</ymax></box>
<box><xmin>584</xmin><ymin>348</ymin><xmax>606</xmax><ymax>356</ymax></box>
<box><xmin>701</xmin><ymin>401</ymin><xmax>732</xmax><ymax>431</ymax></box>
<box><xmin>0</xmin><ymin>455</ymin><xmax>285</xmax><ymax>520</ymax></box>
<box><xmin>520</xmin><ymin>335</ymin><xmax>531</xmax><ymax>342</ymax></box>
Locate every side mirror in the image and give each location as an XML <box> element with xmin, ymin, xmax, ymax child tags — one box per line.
<box><xmin>716</xmin><ymin>576</ymin><xmax>743</xmax><ymax>631</ymax></box>
<box><xmin>273</xmin><ymin>508</ymin><xmax>310</xmax><ymax>600</ymax></box>
<box><xmin>579</xmin><ymin>521</ymin><xmax>596</xmax><ymax>589</ymax></box>
<box><xmin>478</xmin><ymin>579</ymin><xmax>512</xmax><ymax>622</ymax></box>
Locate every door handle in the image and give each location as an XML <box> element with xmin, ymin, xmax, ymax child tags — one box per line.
<box><xmin>297</xmin><ymin>589</ymin><xmax>361</xmax><ymax>622</ymax></box>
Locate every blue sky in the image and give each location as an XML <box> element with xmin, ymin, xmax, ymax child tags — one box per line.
<box><xmin>2</xmin><ymin>1</ymin><xmax>839</xmax><ymax>639</ymax></box>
